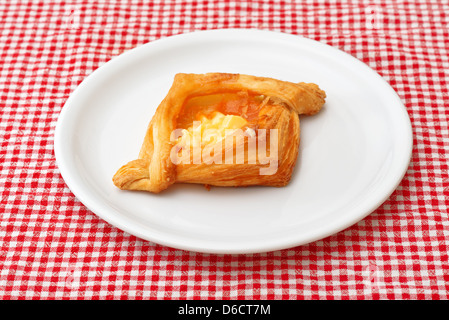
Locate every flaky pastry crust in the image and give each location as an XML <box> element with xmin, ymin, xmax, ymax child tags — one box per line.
<box><xmin>113</xmin><ymin>73</ymin><xmax>326</xmax><ymax>193</ymax></box>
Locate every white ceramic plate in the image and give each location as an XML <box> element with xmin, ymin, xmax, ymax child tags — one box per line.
<box><xmin>54</xmin><ymin>29</ymin><xmax>412</xmax><ymax>254</ymax></box>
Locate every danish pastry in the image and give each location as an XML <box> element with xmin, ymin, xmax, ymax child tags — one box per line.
<box><xmin>113</xmin><ymin>73</ymin><xmax>326</xmax><ymax>193</ymax></box>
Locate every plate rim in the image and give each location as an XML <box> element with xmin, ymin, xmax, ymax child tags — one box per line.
<box><xmin>54</xmin><ymin>29</ymin><xmax>413</xmax><ymax>254</ymax></box>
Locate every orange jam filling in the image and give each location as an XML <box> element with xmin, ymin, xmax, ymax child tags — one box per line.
<box><xmin>177</xmin><ymin>91</ymin><xmax>267</xmax><ymax>129</ymax></box>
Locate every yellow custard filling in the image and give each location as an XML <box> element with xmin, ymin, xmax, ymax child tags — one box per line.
<box><xmin>177</xmin><ymin>111</ymin><xmax>248</xmax><ymax>148</ymax></box>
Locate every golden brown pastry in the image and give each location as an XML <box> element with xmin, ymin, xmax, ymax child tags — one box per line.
<box><xmin>113</xmin><ymin>73</ymin><xmax>326</xmax><ymax>193</ymax></box>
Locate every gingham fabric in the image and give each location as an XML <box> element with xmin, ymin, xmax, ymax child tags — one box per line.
<box><xmin>0</xmin><ymin>0</ymin><xmax>448</xmax><ymax>300</ymax></box>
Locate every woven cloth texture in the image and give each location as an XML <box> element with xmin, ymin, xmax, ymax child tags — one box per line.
<box><xmin>0</xmin><ymin>0</ymin><xmax>448</xmax><ymax>299</ymax></box>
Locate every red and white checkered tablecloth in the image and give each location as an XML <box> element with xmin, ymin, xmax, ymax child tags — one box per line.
<box><xmin>0</xmin><ymin>0</ymin><xmax>448</xmax><ymax>300</ymax></box>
